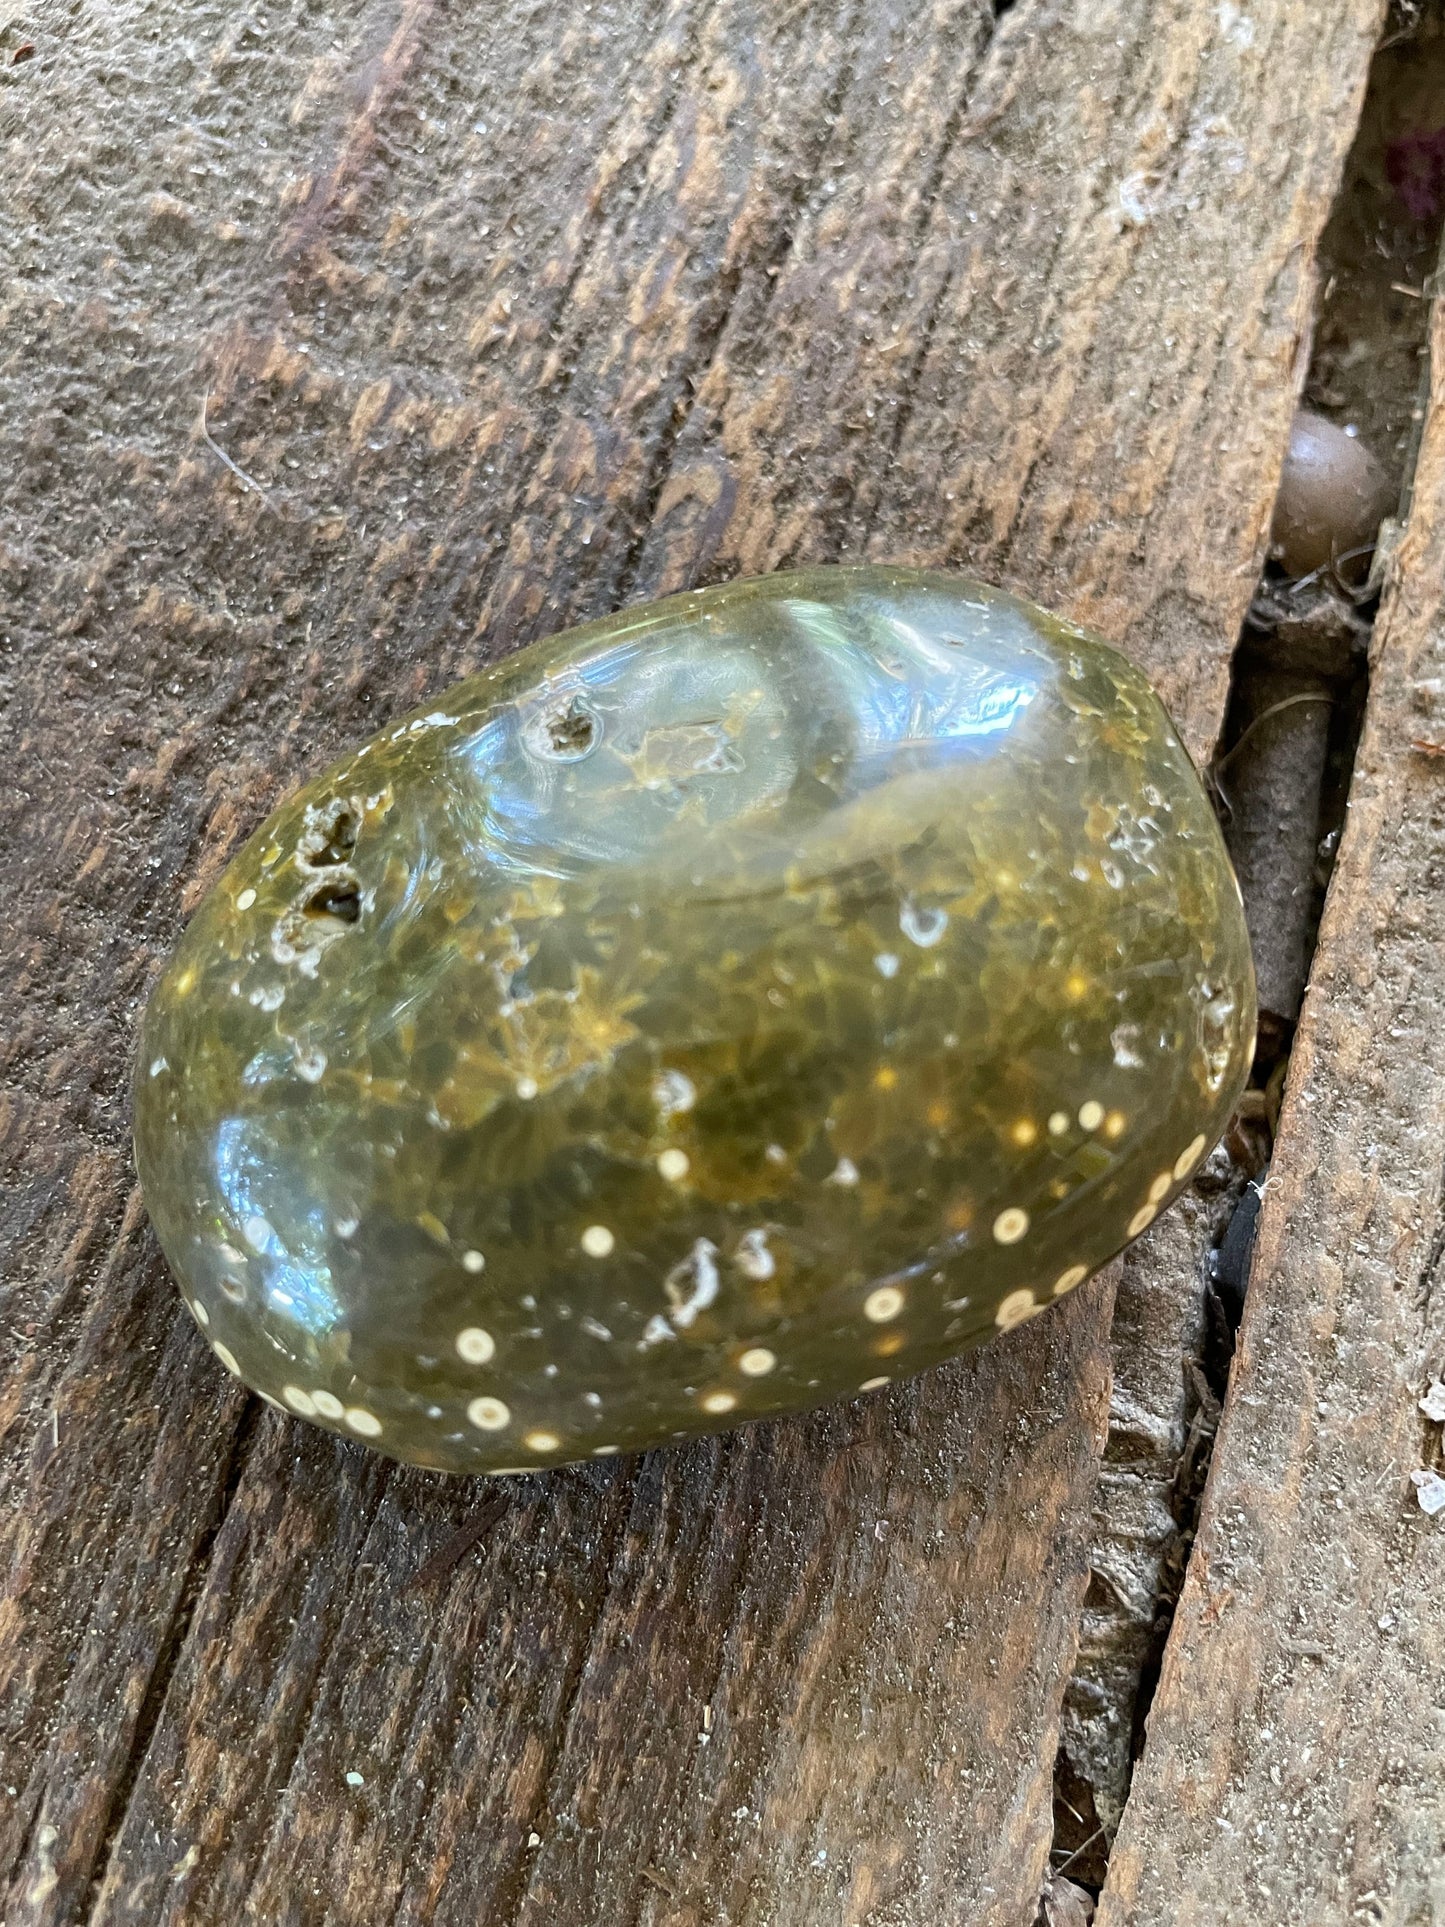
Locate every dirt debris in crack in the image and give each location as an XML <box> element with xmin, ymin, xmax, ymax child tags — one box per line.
<box><xmin>1039</xmin><ymin>5</ymin><xmax>1445</xmax><ymax>1915</ymax></box>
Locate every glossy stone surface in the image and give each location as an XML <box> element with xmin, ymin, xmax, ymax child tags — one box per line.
<box><xmin>134</xmin><ymin>568</ymin><xmax>1255</xmax><ymax>1473</ymax></box>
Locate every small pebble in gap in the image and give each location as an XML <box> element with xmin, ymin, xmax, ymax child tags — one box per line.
<box><xmin>345</xmin><ymin>1770</ymin><xmax>365</xmax><ymax>1788</ymax></box>
<box><xmin>1269</xmin><ymin>409</ymin><xmax>1393</xmax><ymax>580</ymax></box>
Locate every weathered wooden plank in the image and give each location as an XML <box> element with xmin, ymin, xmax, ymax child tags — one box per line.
<box><xmin>0</xmin><ymin>0</ymin><xmax>1381</xmax><ymax>1921</ymax></box>
<box><xmin>635</xmin><ymin>0</ymin><xmax>1389</xmax><ymax>762</ymax></box>
<box><xmin>1099</xmin><ymin>293</ymin><xmax>1445</xmax><ymax>1925</ymax></box>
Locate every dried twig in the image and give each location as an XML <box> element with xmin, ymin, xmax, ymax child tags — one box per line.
<box><xmin>1207</xmin><ymin>692</ymin><xmax>1336</xmax><ymax>819</ymax></box>
<box><xmin>1051</xmin><ymin>1825</ymin><xmax>1107</xmax><ymax>1877</ymax></box>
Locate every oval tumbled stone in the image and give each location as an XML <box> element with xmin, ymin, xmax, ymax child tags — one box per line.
<box><xmin>134</xmin><ymin>567</ymin><xmax>1255</xmax><ymax>1473</ymax></box>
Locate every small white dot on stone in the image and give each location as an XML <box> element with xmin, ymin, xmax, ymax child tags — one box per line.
<box><xmin>467</xmin><ymin>1395</ymin><xmax>511</xmax><ymax>1431</ymax></box>
<box><xmin>461</xmin><ymin>1249</ymin><xmax>486</xmax><ymax>1274</ymax></box>
<box><xmin>993</xmin><ymin>1207</ymin><xmax>1030</xmax><ymax>1245</ymax></box>
<box><xmin>826</xmin><ymin>1157</ymin><xmax>859</xmax><ymax>1187</ymax></box>
<box><xmin>995</xmin><ymin>1288</ymin><xmax>1040</xmax><ymax>1331</ymax></box>
<box><xmin>344</xmin><ymin>1770</ymin><xmax>364</xmax><ymax>1788</ymax></box>
<box><xmin>192</xmin><ymin>1299</ymin><xmax>211</xmax><ymax>1328</ymax></box>
<box><xmin>1148</xmin><ymin>1170</ymin><xmax>1173</xmax><ymax>1205</ymax></box>
<box><xmin>658</xmin><ymin>1148</ymin><xmax>690</xmax><ymax>1182</ymax></box>
<box><xmin>235</xmin><ymin>887</ymin><xmax>257</xmax><ymax>911</ymax></box>
<box><xmin>335</xmin><ymin>1217</ymin><xmax>359</xmax><ymax>1240</ymax></box>
<box><xmin>312</xmin><ymin>1390</ymin><xmax>344</xmax><ymax>1420</ymax></box>
<box><xmin>738</xmin><ymin>1347</ymin><xmax>777</xmax><ymax>1377</ymax></box>
<box><xmin>859</xmin><ymin>1375</ymin><xmax>891</xmax><ymax>1392</ymax></box>
<box><xmin>592</xmin><ymin>1444</ymin><xmax>620</xmax><ymax>1456</ymax></box>
<box><xmin>700</xmin><ymin>1390</ymin><xmax>737</xmax><ymax>1414</ymax></box>
<box><xmin>900</xmin><ymin>900</ymin><xmax>948</xmax><ymax>947</ymax></box>
<box><xmin>1053</xmin><ymin>1264</ymin><xmax>1088</xmax><ymax>1297</ymax></box>
<box><xmin>212</xmin><ymin>1342</ymin><xmax>240</xmax><ymax>1376</ymax></box>
<box><xmin>581</xmin><ymin>1224</ymin><xmax>615</xmax><ymax>1258</ymax></box>
<box><xmin>515</xmin><ymin>1076</ymin><xmax>539</xmax><ymax>1100</ymax></box>
<box><xmin>874</xmin><ymin>952</ymin><xmax>900</xmax><ymax>978</ymax></box>
<box><xmin>1173</xmin><ymin>1133</ymin><xmax>1208</xmax><ymax>1182</ymax></box>
<box><xmin>864</xmin><ymin>1285</ymin><xmax>904</xmax><ymax>1323</ymax></box>
<box><xmin>345</xmin><ymin>1406</ymin><xmax>382</xmax><ymax>1436</ymax></box>
<box><xmin>1127</xmin><ymin>1202</ymin><xmax>1158</xmax><ymax>1237</ymax></box>
<box><xmin>242</xmin><ymin>1214</ymin><xmax>272</xmax><ymax>1254</ymax></box>
<box><xmin>1048</xmin><ymin>1111</ymin><xmax>1069</xmax><ymax>1136</ymax></box>
<box><xmin>282</xmin><ymin>1385</ymin><xmax>317</xmax><ymax>1416</ymax></box>
<box><xmin>524</xmin><ymin>1428</ymin><xmax>562</xmax><ymax>1452</ymax></box>
<box><xmin>734</xmin><ymin>1228</ymin><xmax>775</xmax><ymax>1281</ymax></box>
<box><xmin>765</xmin><ymin>1143</ymin><xmax>787</xmax><ymax>1165</ymax></box>
<box><xmin>456</xmin><ymin>1326</ymin><xmax>496</xmax><ymax>1365</ymax></box>
<box><xmin>652</xmin><ymin>1069</ymin><xmax>696</xmax><ymax>1116</ymax></box>
<box><xmin>149</xmin><ymin>1057</ymin><xmax>168</xmax><ymax>1078</ymax></box>
<box><xmin>1078</xmin><ymin>1100</ymin><xmax>1105</xmax><ymax>1132</ymax></box>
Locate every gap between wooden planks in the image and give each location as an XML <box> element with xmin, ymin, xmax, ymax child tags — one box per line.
<box><xmin>1098</xmin><ymin>267</ymin><xmax>1445</xmax><ymax>1927</ymax></box>
<box><xmin>0</xmin><ymin>0</ymin><xmax>1382</xmax><ymax>1920</ymax></box>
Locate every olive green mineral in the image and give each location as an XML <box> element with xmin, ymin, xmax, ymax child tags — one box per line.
<box><xmin>134</xmin><ymin>568</ymin><xmax>1255</xmax><ymax>1473</ymax></box>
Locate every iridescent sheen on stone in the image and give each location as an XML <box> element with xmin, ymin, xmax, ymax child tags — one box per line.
<box><xmin>134</xmin><ymin>568</ymin><xmax>1255</xmax><ymax>1473</ymax></box>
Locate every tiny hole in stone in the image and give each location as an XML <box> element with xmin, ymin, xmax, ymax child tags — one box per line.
<box><xmin>305</xmin><ymin>880</ymin><xmax>362</xmax><ymax>924</ymax></box>
<box><xmin>548</xmin><ymin>703</ymin><xmax>597</xmax><ymax>755</ymax></box>
<box><xmin>308</xmin><ymin>805</ymin><xmax>359</xmax><ymax>866</ymax></box>
<box><xmin>524</xmin><ymin>694</ymin><xmax>601</xmax><ymax>762</ymax></box>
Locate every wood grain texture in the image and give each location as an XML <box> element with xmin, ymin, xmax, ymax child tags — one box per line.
<box><xmin>1097</xmin><ymin>290</ymin><xmax>1445</xmax><ymax>1927</ymax></box>
<box><xmin>1056</xmin><ymin>1177</ymin><xmax>1232</xmax><ymax>1847</ymax></box>
<box><xmin>0</xmin><ymin>0</ymin><xmax>1381</xmax><ymax>1920</ymax></box>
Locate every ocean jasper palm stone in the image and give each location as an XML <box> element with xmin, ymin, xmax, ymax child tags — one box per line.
<box><xmin>134</xmin><ymin>567</ymin><xmax>1255</xmax><ymax>1473</ymax></box>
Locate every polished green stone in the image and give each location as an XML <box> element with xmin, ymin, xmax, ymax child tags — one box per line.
<box><xmin>134</xmin><ymin>567</ymin><xmax>1255</xmax><ymax>1473</ymax></box>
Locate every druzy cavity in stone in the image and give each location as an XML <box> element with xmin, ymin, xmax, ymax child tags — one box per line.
<box><xmin>134</xmin><ymin>568</ymin><xmax>1256</xmax><ymax>1473</ymax></box>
